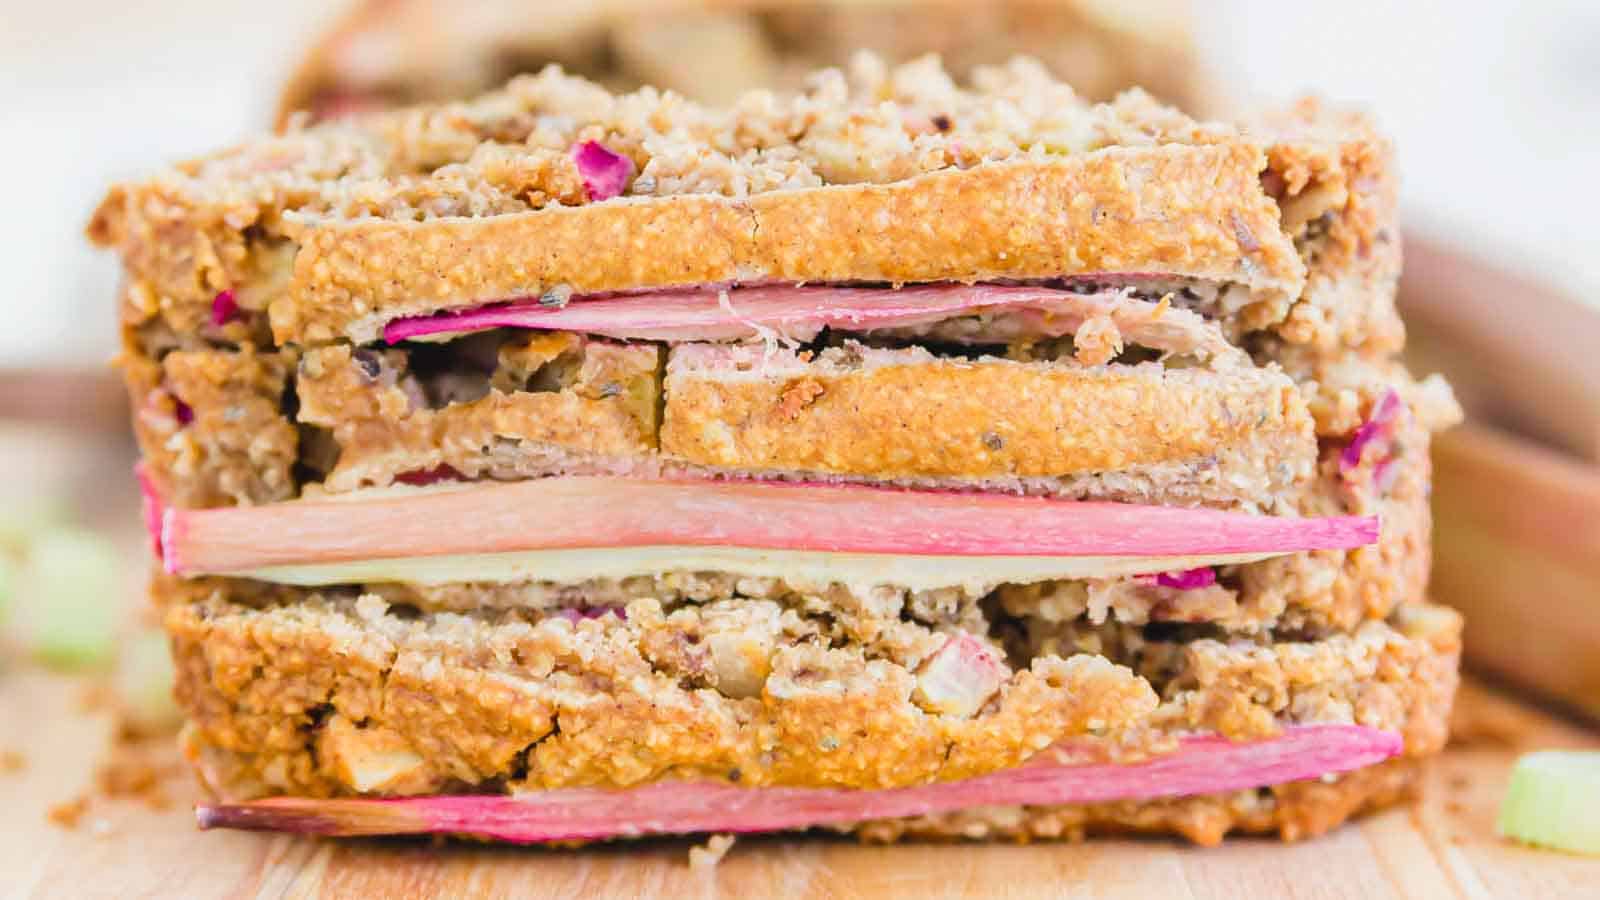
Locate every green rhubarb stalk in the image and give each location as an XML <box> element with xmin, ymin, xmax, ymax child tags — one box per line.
<box><xmin>22</xmin><ymin>528</ymin><xmax>122</xmax><ymax>669</ymax></box>
<box><xmin>113</xmin><ymin>625</ymin><xmax>180</xmax><ymax>732</ymax></box>
<box><xmin>1498</xmin><ymin>750</ymin><xmax>1600</xmax><ymax>855</ymax></box>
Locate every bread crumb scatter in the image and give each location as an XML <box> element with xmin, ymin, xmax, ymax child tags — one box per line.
<box><xmin>47</xmin><ymin>796</ymin><xmax>89</xmax><ymax>829</ymax></box>
<box><xmin>689</xmin><ymin>833</ymin><xmax>737</xmax><ymax>867</ymax></box>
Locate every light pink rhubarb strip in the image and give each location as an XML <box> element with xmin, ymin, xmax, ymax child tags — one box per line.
<box><xmin>135</xmin><ymin>463</ymin><xmax>166</xmax><ymax>560</ymax></box>
<box><xmin>195</xmin><ymin>724</ymin><xmax>1401</xmax><ymax>843</ymax></box>
<box><xmin>160</xmin><ymin>476</ymin><xmax>1379</xmax><ymax>575</ymax></box>
<box><xmin>386</xmin><ymin>283</ymin><xmax>1130</xmax><ymax>343</ymax></box>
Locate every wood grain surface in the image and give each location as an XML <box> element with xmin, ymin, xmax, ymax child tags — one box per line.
<box><xmin>1430</xmin><ymin>425</ymin><xmax>1600</xmax><ymax>722</ymax></box>
<box><xmin>2</xmin><ymin>673</ymin><xmax>1597</xmax><ymax>899</ymax></box>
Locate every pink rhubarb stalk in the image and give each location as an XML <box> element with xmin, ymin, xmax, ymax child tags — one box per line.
<box><xmin>571</xmin><ymin>141</ymin><xmax>634</xmax><ymax>202</ymax></box>
<box><xmin>387</xmin><ymin>283</ymin><xmax>1123</xmax><ymax>344</ymax></box>
<box><xmin>135</xmin><ymin>463</ymin><xmax>166</xmax><ymax>560</ymax></box>
<box><xmin>209</xmin><ymin>290</ymin><xmax>239</xmax><ymax>327</ymax></box>
<box><xmin>195</xmin><ymin>724</ymin><xmax>1401</xmax><ymax>843</ymax></box>
<box><xmin>1150</xmin><ymin>567</ymin><xmax>1217</xmax><ymax>590</ymax></box>
<box><xmin>158</xmin><ymin>476</ymin><xmax>1379</xmax><ymax>576</ymax></box>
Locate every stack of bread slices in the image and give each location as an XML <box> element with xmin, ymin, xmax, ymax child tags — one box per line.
<box><xmin>91</xmin><ymin>54</ymin><xmax>1460</xmax><ymax>846</ymax></box>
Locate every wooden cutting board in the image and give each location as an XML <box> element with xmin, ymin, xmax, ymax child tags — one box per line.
<box><xmin>2</xmin><ymin>673</ymin><xmax>1597</xmax><ymax>899</ymax></box>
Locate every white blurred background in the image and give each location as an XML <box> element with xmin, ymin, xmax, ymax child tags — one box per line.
<box><xmin>2</xmin><ymin>0</ymin><xmax>1597</xmax><ymax>366</ymax></box>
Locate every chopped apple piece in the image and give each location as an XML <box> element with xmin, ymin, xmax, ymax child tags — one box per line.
<box><xmin>318</xmin><ymin>716</ymin><xmax>437</xmax><ymax>795</ymax></box>
<box><xmin>913</xmin><ymin>632</ymin><xmax>1010</xmax><ymax>718</ymax></box>
<box><xmin>707</xmin><ymin>632</ymin><xmax>772</xmax><ymax>699</ymax></box>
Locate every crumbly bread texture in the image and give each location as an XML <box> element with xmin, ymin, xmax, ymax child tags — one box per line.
<box><xmin>91</xmin><ymin>54</ymin><xmax>1398</xmax><ymax>354</ymax></box>
<box><xmin>165</xmin><ymin>575</ymin><xmax>1457</xmax><ymax>801</ymax></box>
<box><xmin>296</xmin><ymin>337</ymin><xmax>663</xmax><ymax>492</ymax></box>
<box><xmin>129</xmin><ymin>339</ymin><xmax>1453</xmax><ymax>631</ymax></box>
<box><xmin>122</xmin><ymin>344</ymin><xmax>299</xmax><ymax>508</ymax></box>
<box><xmin>145</xmin><ymin>401</ymin><xmax>1425</xmax><ymax>638</ymax></box>
<box><xmin>278</xmin><ymin>0</ymin><xmax>1199</xmax><ymax>122</ymax></box>
<box><xmin>125</xmin><ymin>314</ymin><xmax>1454</xmax><ymax>511</ymax></box>
<box><xmin>1249</xmin><ymin>97</ymin><xmax>1404</xmax><ymax>367</ymax></box>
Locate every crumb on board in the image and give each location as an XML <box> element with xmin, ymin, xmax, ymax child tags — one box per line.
<box><xmin>76</xmin><ymin>681</ymin><xmax>113</xmax><ymax>714</ymax></box>
<box><xmin>0</xmin><ymin>749</ymin><xmax>25</xmax><ymax>772</ymax></box>
<box><xmin>95</xmin><ymin>754</ymin><xmax>177</xmax><ymax>811</ymax></box>
<box><xmin>48</xmin><ymin>795</ymin><xmax>90</xmax><ymax>829</ymax></box>
<box><xmin>93</xmin><ymin>729</ymin><xmax>188</xmax><ymax>811</ymax></box>
<box><xmin>48</xmin><ymin>733</ymin><xmax>186</xmax><ymax>829</ymax></box>
<box><xmin>114</xmin><ymin>716</ymin><xmax>181</xmax><ymax>743</ymax></box>
<box><xmin>689</xmin><ymin>833</ymin><xmax>737</xmax><ymax>867</ymax></box>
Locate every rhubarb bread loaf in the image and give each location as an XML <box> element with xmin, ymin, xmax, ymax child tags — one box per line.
<box><xmin>91</xmin><ymin>54</ymin><xmax>1460</xmax><ymax>848</ymax></box>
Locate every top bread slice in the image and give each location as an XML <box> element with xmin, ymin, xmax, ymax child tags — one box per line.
<box><xmin>90</xmin><ymin>54</ymin><xmax>1393</xmax><ymax>357</ymax></box>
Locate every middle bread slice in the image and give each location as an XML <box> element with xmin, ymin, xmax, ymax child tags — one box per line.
<box><xmin>283</xmin><ymin>287</ymin><xmax>1315</xmax><ymax>511</ymax></box>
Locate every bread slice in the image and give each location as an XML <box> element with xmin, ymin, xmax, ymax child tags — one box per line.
<box><xmin>127</xmin><ymin>304</ymin><xmax>1445</xmax><ymax>520</ymax></box>
<box><xmin>295</xmin><ymin>337</ymin><xmax>663</xmax><ymax>493</ymax></box>
<box><xmin>133</xmin><ymin>332</ymin><xmax>1319</xmax><ymax>511</ymax></box>
<box><xmin>148</xmin><ymin>386</ymin><xmax>1436</xmax><ymax>637</ymax></box>
<box><xmin>89</xmin><ymin>55</ymin><xmax>1406</xmax><ymax>356</ymax></box>
<box><xmin>165</xmin><ymin>584</ymin><xmax>1458</xmax><ymax>809</ymax></box>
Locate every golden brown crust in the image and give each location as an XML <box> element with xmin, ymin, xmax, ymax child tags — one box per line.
<box><xmin>661</xmin><ymin>343</ymin><xmax>1314</xmax><ymax>487</ymax></box>
<box><xmin>165</xmin><ymin>582</ymin><xmax>1458</xmax><ymax>801</ymax></box>
<box><xmin>285</xmin><ymin>147</ymin><xmax>1302</xmax><ymax>345</ymax></box>
<box><xmin>91</xmin><ymin>54</ymin><xmax>1328</xmax><ymax>352</ymax></box>
<box><xmin>279</xmin><ymin>198</ymin><xmax>757</xmax><ymax>344</ymax></box>
<box><xmin>122</xmin><ymin>331</ymin><xmax>1439</xmax><ymax>529</ymax></box>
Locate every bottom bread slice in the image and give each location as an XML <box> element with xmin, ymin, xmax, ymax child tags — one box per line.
<box><xmin>164</xmin><ymin>570</ymin><xmax>1458</xmax><ymax>844</ymax></box>
<box><xmin>191</xmin><ymin>744</ymin><xmax>1421</xmax><ymax>848</ymax></box>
